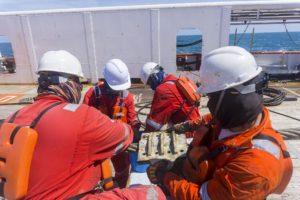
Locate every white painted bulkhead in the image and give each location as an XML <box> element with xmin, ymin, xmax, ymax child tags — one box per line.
<box><xmin>0</xmin><ymin>1</ymin><xmax>300</xmax><ymax>84</ymax></box>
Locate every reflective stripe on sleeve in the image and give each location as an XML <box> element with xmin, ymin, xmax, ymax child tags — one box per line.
<box><xmin>200</xmin><ymin>181</ymin><xmax>211</xmax><ymax>200</ymax></box>
<box><xmin>165</xmin><ymin>81</ymin><xmax>175</xmax><ymax>84</ymax></box>
<box><xmin>146</xmin><ymin>118</ymin><xmax>163</xmax><ymax>130</ymax></box>
<box><xmin>252</xmin><ymin>139</ymin><xmax>280</xmax><ymax>159</ymax></box>
<box><xmin>146</xmin><ymin>185</ymin><xmax>158</xmax><ymax>200</ymax></box>
<box><xmin>63</xmin><ymin>104</ymin><xmax>80</xmax><ymax>112</ymax></box>
<box><xmin>114</xmin><ymin>124</ymin><xmax>130</xmax><ymax>155</ymax></box>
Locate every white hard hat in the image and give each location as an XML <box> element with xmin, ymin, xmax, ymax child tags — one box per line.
<box><xmin>196</xmin><ymin>46</ymin><xmax>262</xmax><ymax>94</ymax></box>
<box><xmin>37</xmin><ymin>50</ymin><xmax>84</xmax><ymax>77</ymax></box>
<box><xmin>140</xmin><ymin>62</ymin><xmax>160</xmax><ymax>84</ymax></box>
<box><xmin>103</xmin><ymin>59</ymin><xmax>131</xmax><ymax>90</ymax></box>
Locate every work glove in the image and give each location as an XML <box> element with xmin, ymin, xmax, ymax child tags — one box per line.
<box><xmin>167</xmin><ymin>121</ymin><xmax>192</xmax><ymax>134</ymax></box>
<box><xmin>133</xmin><ymin>127</ymin><xmax>141</xmax><ymax>142</ymax></box>
<box><xmin>183</xmin><ymin>145</ymin><xmax>215</xmax><ymax>184</ymax></box>
<box><xmin>169</xmin><ymin>155</ymin><xmax>186</xmax><ymax>176</ymax></box>
<box><xmin>147</xmin><ymin>160</ymin><xmax>173</xmax><ymax>185</ymax></box>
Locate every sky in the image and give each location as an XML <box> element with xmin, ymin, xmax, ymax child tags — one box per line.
<box><xmin>0</xmin><ymin>0</ymin><xmax>299</xmax><ymax>39</ymax></box>
<box><xmin>0</xmin><ymin>0</ymin><xmax>232</xmax><ymax>11</ymax></box>
<box><xmin>0</xmin><ymin>0</ymin><xmax>285</xmax><ymax>12</ymax></box>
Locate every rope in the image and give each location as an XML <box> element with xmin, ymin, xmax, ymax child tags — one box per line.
<box><xmin>283</xmin><ymin>20</ymin><xmax>300</xmax><ymax>50</ymax></box>
<box><xmin>263</xmin><ymin>87</ymin><xmax>286</xmax><ymax>106</ymax></box>
<box><xmin>177</xmin><ymin>39</ymin><xmax>202</xmax><ymax>48</ymax></box>
<box><xmin>235</xmin><ymin>21</ymin><xmax>250</xmax><ymax>45</ymax></box>
<box><xmin>136</xmin><ymin>101</ymin><xmax>152</xmax><ymax>129</ymax></box>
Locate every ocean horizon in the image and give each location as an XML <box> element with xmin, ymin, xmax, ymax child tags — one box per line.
<box><xmin>0</xmin><ymin>32</ymin><xmax>300</xmax><ymax>57</ymax></box>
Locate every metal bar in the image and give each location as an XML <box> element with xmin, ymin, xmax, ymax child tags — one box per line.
<box><xmin>160</xmin><ymin>132</ymin><xmax>164</xmax><ymax>155</ymax></box>
<box><xmin>234</xmin><ymin>28</ymin><xmax>237</xmax><ymax>46</ymax></box>
<box><xmin>250</xmin><ymin>27</ymin><xmax>255</xmax><ymax>52</ymax></box>
<box><xmin>231</xmin><ymin>21</ymin><xmax>300</xmax><ymax>25</ymax></box>
<box><xmin>147</xmin><ymin>134</ymin><xmax>153</xmax><ymax>156</ymax></box>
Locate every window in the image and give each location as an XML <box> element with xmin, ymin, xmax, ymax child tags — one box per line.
<box><xmin>176</xmin><ymin>29</ymin><xmax>202</xmax><ymax>71</ymax></box>
<box><xmin>0</xmin><ymin>36</ymin><xmax>16</xmax><ymax>73</ymax></box>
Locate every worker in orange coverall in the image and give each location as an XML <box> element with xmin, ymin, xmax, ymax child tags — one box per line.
<box><xmin>147</xmin><ymin>46</ymin><xmax>293</xmax><ymax>200</ymax></box>
<box><xmin>83</xmin><ymin>59</ymin><xmax>140</xmax><ymax>188</ymax></box>
<box><xmin>3</xmin><ymin>50</ymin><xmax>165</xmax><ymax>199</ymax></box>
<box><xmin>140</xmin><ymin>62</ymin><xmax>200</xmax><ymax>137</ymax></box>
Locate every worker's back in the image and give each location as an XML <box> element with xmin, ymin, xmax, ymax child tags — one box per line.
<box><xmin>7</xmin><ymin>95</ymin><xmax>132</xmax><ymax>199</ymax></box>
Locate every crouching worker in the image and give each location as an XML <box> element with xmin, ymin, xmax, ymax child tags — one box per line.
<box><xmin>147</xmin><ymin>46</ymin><xmax>293</xmax><ymax>200</ymax></box>
<box><xmin>84</xmin><ymin>59</ymin><xmax>140</xmax><ymax>188</ymax></box>
<box><xmin>140</xmin><ymin>62</ymin><xmax>200</xmax><ymax>137</ymax></box>
<box><xmin>0</xmin><ymin>50</ymin><xmax>166</xmax><ymax>200</ymax></box>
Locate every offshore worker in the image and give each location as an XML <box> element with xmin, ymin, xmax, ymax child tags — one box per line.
<box><xmin>2</xmin><ymin>50</ymin><xmax>165</xmax><ymax>199</ymax></box>
<box><xmin>147</xmin><ymin>46</ymin><xmax>293</xmax><ymax>200</ymax></box>
<box><xmin>140</xmin><ymin>62</ymin><xmax>200</xmax><ymax>136</ymax></box>
<box><xmin>83</xmin><ymin>58</ymin><xmax>140</xmax><ymax>188</ymax></box>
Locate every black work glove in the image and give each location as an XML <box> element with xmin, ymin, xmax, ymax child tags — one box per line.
<box><xmin>169</xmin><ymin>155</ymin><xmax>186</xmax><ymax>176</ymax></box>
<box><xmin>147</xmin><ymin>160</ymin><xmax>172</xmax><ymax>196</ymax></box>
<box><xmin>147</xmin><ymin>160</ymin><xmax>173</xmax><ymax>185</ymax></box>
<box><xmin>167</xmin><ymin>121</ymin><xmax>192</xmax><ymax>134</ymax></box>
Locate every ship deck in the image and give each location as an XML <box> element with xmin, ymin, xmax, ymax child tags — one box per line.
<box><xmin>0</xmin><ymin>82</ymin><xmax>299</xmax><ymax>199</ymax></box>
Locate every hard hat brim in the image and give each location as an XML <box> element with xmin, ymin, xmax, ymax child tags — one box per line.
<box><xmin>196</xmin><ymin>66</ymin><xmax>262</xmax><ymax>94</ymax></box>
<box><xmin>106</xmin><ymin>74</ymin><xmax>131</xmax><ymax>90</ymax></box>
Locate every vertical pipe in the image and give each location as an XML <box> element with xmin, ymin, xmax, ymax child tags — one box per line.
<box><xmin>250</xmin><ymin>27</ymin><xmax>255</xmax><ymax>52</ymax></box>
<box><xmin>234</xmin><ymin>28</ymin><xmax>238</xmax><ymax>46</ymax></box>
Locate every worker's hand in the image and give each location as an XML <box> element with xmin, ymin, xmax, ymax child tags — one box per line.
<box><xmin>147</xmin><ymin>160</ymin><xmax>173</xmax><ymax>185</ymax></box>
<box><xmin>191</xmin><ymin>125</ymin><xmax>210</xmax><ymax>147</ymax></box>
<box><xmin>182</xmin><ymin>146</ymin><xmax>213</xmax><ymax>184</ymax></box>
<box><xmin>169</xmin><ymin>156</ymin><xmax>186</xmax><ymax>175</ymax></box>
<box><xmin>169</xmin><ymin>121</ymin><xmax>192</xmax><ymax>134</ymax></box>
<box><xmin>133</xmin><ymin>127</ymin><xmax>141</xmax><ymax>142</ymax></box>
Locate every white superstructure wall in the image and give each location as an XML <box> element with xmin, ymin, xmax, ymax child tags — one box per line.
<box><xmin>0</xmin><ymin>5</ymin><xmax>231</xmax><ymax>83</ymax></box>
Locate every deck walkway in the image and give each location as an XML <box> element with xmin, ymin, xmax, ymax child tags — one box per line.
<box><xmin>0</xmin><ymin>83</ymin><xmax>299</xmax><ymax>199</ymax></box>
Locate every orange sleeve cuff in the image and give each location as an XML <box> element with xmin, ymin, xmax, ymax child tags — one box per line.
<box><xmin>163</xmin><ymin>172</ymin><xmax>201</xmax><ymax>200</ymax></box>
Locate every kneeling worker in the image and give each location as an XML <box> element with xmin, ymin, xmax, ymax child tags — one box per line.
<box><xmin>147</xmin><ymin>46</ymin><xmax>293</xmax><ymax>200</ymax></box>
<box><xmin>140</xmin><ymin>62</ymin><xmax>200</xmax><ymax>137</ymax></box>
<box><xmin>0</xmin><ymin>50</ymin><xmax>165</xmax><ymax>199</ymax></box>
<box><xmin>83</xmin><ymin>59</ymin><xmax>140</xmax><ymax>188</ymax></box>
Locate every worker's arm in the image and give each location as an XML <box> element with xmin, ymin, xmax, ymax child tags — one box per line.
<box><xmin>82</xmin><ymin>87</ymin><xmax>95</xmax><ymax>106</ymax></box>
<box><xmin>84</xmin><ymin>185</ymin><xmax>167</xmax><ymax>200</ymax></box>
<box><xmin>125</xmin><ymin>93</ymin><xmax>141</xmax><ymax>130</ymax></box>
<box><xmin>172</xmin><ymin>113</ymin><xmax>213</xmax><ymax>134</ymax></box>
<box><xmin>164</xmin><ymin>148</ymin><xmax>280</xmax><ymax>200</ymax></box>
<box><xmin>83</xmin><ymin>107</ymin><xmax>134</xmax><ymax>161</ymax></box>
<box><xmin>145</xmin><ymin>87</ymin><xmax>176</xmax><ymax>132</ymax></box>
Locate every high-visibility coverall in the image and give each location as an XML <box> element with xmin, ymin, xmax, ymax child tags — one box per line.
<box><xmin>83</xmin><ymin>81</ymin><xmax>140</xmax><ymax>188</ymax></box>
<box><xmin>145</xmin><ymin>74</ymin><xmax>200</xmax><ymax>136</ymax></box>
<box><xmin>163</xmin><ymin>107</ymin><xmax>292</xmax><ymax>200</ymax></box>
<box><xmin>83</xmin><ymin>185</ymin><xmax>167</xmax><ymax>200</ymax></box>
<box><xmin>6</xmin><ymin>95</ymin><xmax>133</xmax><ymax>199</ymax></box>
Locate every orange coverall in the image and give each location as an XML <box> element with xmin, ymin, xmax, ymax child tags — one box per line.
<box><xmin>5</xmin><ymin>95</ymin><xmax>133</xmax><ymax>199</ymax></box>
<box><xmin>83</xmin><ymin>81</ymin><xmax>140</xmax><ymax>188</ymax></box>
<box><xmin>163</xmin><ymin>107</ymin><xmax>292</xmax><ymax>200</ymax></box>
<box><xmin>145</xmin><ymin>75</ymin><xmax>200</xmax><ymax>137</ymax></box>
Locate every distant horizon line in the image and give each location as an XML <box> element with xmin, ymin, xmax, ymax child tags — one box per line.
<box><xmin>0</xmin><ymin>31</ymin><xmax>299</xmax><ymax>43</ymax></box>
<box><xmin>177</xmin><ymin>31</ymin><xmax>300</xmax><ymax>36</ymax></box>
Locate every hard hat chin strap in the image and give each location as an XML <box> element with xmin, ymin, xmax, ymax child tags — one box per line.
<box><xmin>212</xmin><ymin>90</ymin><xmax>225</xmax><ymax>119</ymax></box>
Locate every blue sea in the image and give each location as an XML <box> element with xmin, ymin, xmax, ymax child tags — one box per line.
<box><xmin>0</xmin><ymin>32</ymin><xmax>300</xmax><ymax>56</ymax></box>
<box><xmin>177</xmin><ymin>32</ymin><xmax>300</xmax><ymax>53</ymax></box>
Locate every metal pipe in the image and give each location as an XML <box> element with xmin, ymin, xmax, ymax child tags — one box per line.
<box><xmin>234</xmin><ymin>28</ymin><xmax>238</xmax><ymax>46</ymax></box>
<box><xmin>250</xmin><ymin>27</ymin><xmax>255</xmax><ymax>52</ymax></box>
<box><xmin>231</xmin><ymin>20</ymin><xmax>300</xmax><ymax>25</ymax></box>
